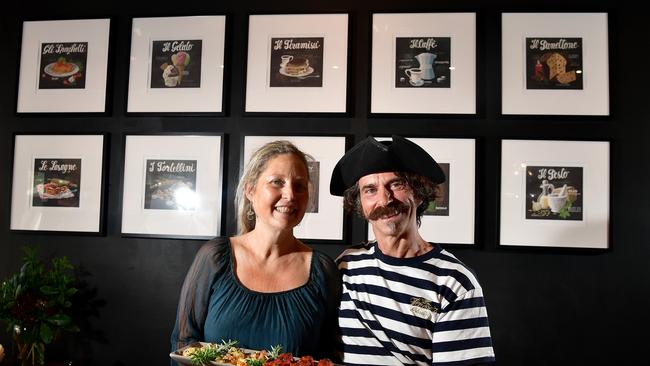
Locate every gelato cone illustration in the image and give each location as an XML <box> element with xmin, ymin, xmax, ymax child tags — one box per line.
<box><xmin>171</xmin><ymin>51</ymin><xmax>190</xmax><ymax>84</ymax></box>
<box><xmin>161</xmin><ymin>64</ymin><xmax>180</xmax><ymax>87</ymax></box>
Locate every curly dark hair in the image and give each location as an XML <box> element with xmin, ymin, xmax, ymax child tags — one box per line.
<box><xmin>343</xmin><ymin>172</ymin><xmax>439</xmax><ymax>227</ymax></box>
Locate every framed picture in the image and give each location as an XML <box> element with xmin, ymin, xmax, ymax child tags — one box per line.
<box><xmin>370</xmin><ymin>13</ymin><xmax>476</xmax><ymax>114</ymax></box>
<box><xmin>121</xmin><ymin>134</ymin><xmax>224</xmax><ymax>239</ymax></box>
<box><xmin>10</xmin><ymin>134</ymin><xmax>106</xmax><ymax>233</ymax></box>
<box><xmin>500</xmin><ymin>139</ymin><xmax>610</xmax><ymax>249</ymax></box>
<box><xmin>127</xmin><ymin>16</ymin><xmax>226</xmax><ymax>113</ymax></box>
<box><xmin>367</xmin><ymin>137</ymin><xmax>476</xmax><ymax>245</ymax></box>
<box><xmin>16</xmin><ymin>18</ymin><xmax>111</xmax><ymax>113</ymax></box>
<box><xmin>501</xmin><ymin>13</ymin><xmax>609</xmax><ymax>116</ymax></box>
<box><xmin>242</xmin><ymin>135</ymin><xmax>346</xmax><ymax>241</ymax></box>
<box><xmin>245</xmin><ymin>14</ymin><xmax>349</xmax><ymax>113</ymax></box>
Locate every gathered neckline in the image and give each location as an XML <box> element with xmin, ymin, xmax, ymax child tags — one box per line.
<box><xmin>226</xmin><ymin>239</ymin><xmax>317</xmax><ymax>296</ymax></box>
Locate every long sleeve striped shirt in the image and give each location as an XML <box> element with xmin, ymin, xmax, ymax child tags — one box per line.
<box><xmin>337</xmin><ymin>242</ymin><xmax>495</xmax><ymax>365</ymax></box>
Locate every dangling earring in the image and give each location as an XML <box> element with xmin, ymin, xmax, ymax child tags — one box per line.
<box><xmin>247</xmin><ymin>205</ymin><xmax>255</xmax><ymax>221</ymax></box>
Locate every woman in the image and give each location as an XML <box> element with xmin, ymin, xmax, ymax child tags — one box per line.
<box><xmin>171</xmin><ymin>141</ymin><xmax>340</xmax><ymax>359</ymax></box>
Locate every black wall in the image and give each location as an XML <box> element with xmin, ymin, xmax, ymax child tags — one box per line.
<box><xmin>2</xmin><ymin>1</ymin><xmax>648</xmax><ymax>365</ymax></box>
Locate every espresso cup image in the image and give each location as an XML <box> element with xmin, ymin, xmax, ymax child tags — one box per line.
<box><xmin>280</xmin><ymin>55</ymin><xmax>294</xmax><ymax>67</ymax></box>
<box><xmin>405</xmin><ymin>68</ymin><xmax>423</xmax><ymax>83</ymax></box>
<box><xmin>547</xmin><ymin>193</ymin><xmax>568</xmax><ymax>213</ymax></box>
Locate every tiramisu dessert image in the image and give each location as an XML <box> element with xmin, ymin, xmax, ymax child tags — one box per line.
<box><xmin>280</xmin><ymin>57</ymin><xmax>313</xmax><ymax>77</ymax></box>
<box><xmin>270</xmin><ymin>37</ymin><xmax>323</xmax><ymax>87</ymax></box>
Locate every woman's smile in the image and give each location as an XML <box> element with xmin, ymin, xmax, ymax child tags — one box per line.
<box><xmin>246</xmin><ymin>153</ymin><xmax>310</xmax><ymax>232</ymax></box>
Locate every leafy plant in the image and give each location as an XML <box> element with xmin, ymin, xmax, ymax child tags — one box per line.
<box><xmin>0</xmin><ymin>246</ymin><xmax>79</xmax><ymax>365</ymax></box>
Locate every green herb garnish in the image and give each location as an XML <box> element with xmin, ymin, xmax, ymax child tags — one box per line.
<box><xmin>189</xmin><ymin>339</ymin><xmax>238</xmax><ymax>365</ymax></box>
<box><xmin>215</xmin><ymin>339</ymin><xmax>239</xmax><ymax>356</ymax></box>
<box><xmin>246</xmin><ymin>359</ymin><xmax>265</xmax><ymax>366</ymax></box>
<box><xmin>190</xmin><ymin>345</ymin><xmax>219</xmax><ymax>365</ymax></box>
<box><xmin>268</xmin><ymin>345</ymin><xmax>283</xmax><ymax>360</ymax></box>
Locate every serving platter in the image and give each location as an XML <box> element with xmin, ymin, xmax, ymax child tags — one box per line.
<box><xmin>170</xmin><ymin>342</ymin><xmax>258</xmax><ymax>365</ymax></box>
<box><xmin>170</xmin><ymin>342</ymin><xmax>340</xmax><ymax>366</ymax></box>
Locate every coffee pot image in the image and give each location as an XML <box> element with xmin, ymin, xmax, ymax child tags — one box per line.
<box><xmin>415</xmin><ymin>52</ymin><xmax>436</xmax><ymax>80</ymax></box>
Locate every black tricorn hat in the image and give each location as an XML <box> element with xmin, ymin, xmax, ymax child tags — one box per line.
<box><xmin>329</xmin><ymin>135</ymin><xmax>446</xmax><ymax>196</ymax></box>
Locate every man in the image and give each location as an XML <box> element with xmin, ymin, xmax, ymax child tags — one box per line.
<box><xmin>330</xmin><ymin>136</ymin><xmax>495</xmax><ymax>365</ymax></box>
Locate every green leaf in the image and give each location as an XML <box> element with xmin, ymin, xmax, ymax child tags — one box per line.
<box><xmin>19</xmin><ymin>262</ymin><xmax>30</xmax><ymax>276</ymax></box>
<box><xmin>40</xmin><ymin>322</ymin><xmax>53</xmax><ymax>343</ymax></box>
<box><xmin>46</xmin><ymin>313</ymin><xmax>72</xmax><ymax>327</ymax></box>
<box><xmin>558</xmin><ymin>201</ymin><xmax>572</xmax><ymax>219</ymax></box>
<box><xmin>40</xmin><ymin>285</ymin><xmax>59</xmax><ymax>295</ymax></box>
<box><xmin>36</xmin><ymin>342</ymin><xmax>46</xmax><ymax>364</ymax></box>
<box><xmin>65</xmin><ymin>324</ymin><xmax>80</xmax><ymax>332</ymax></box>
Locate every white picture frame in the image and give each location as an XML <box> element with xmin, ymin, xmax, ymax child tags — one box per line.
<box><xmin>370</xmin><ymin>13</ymin><xmax>476</xmax><ymax>114</ymax></box>
<box><xmin>16</xmin><ymin>19</ymin><xmax>111</xmax><ymax>113</ymax></box>
<box><xmin>367</xmin><ymin>137</ymin><xmax>476</xmax><ymax>245</ymax></box>
<box><xmin>242</xmin><ymin>135</ymin><xmax>346</xmax><ymax>241</ymax></box>
<box><xmin>121</xmin><ymin>135</ymin><xmax>224</xmax><ymax>239</ymax></box>
<box><xmin>10</xmin><ymin>134</ymin><xmax>106</xmax><ymax>233</ymax></box>
<box><xmin>501</xmin><ymin>13</ymin><xmax>609</xmax><ymax>116</ymax></box>
<box><xmin>127</xmin><ymin>16</ymin><xmax>226</xmax><ymax>113</ymax></box>
<box><xmin>245</xmin><ymin>14</ymin><xmax>349</xmax><ymax>113</ymax></box>
<box><xmin>500</xmin><ymin>139</ymin><xmax>610</xmax><ymax>249</ymax></box>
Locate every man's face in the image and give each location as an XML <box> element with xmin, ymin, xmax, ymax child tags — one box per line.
<box><xmin>358</xmin><ymin>172</ymin><xmax>420</xmax><ymax>238</ymax></box>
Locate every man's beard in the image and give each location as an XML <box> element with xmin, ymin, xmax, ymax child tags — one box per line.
<box><xmin>366</xmin><ymin>201</ymin><xmax>411</xmax><ymax>221</ymax></box>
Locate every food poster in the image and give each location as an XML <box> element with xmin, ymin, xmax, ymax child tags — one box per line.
<box><xmin>526</xmin><ymin>166</ymin><xmax>583</xmax><ymax>221</ymax></box>
<box><xmin>307</xmin><ymin>161</ymin><xmax>320</xmax><ymax>213</ymax></box>
<box><xmin>526</xmin><ymin>37</ymin><xmax>583</xmax><ymax>90</ymax></box>
<box><xmin>150</xmin><ymin>40</ymin><xmax>202</xmax><ymax>88</ymax></box>
<box><xmin>269</xmin><ymin>37</ymin><xmax>323</xmax><ymax>87</ymax></box>
<box><xmin>38</xmin><ymin>42</ymin><xmax>87</xmax><ymax>89</ymax></box>
<box><xmin>395</xmin><ymin>37</ymin><xmax>450</xmax><ymax>88</ymax></box>
<box><xmin>32</xmin><ymin>158</ymin><xmax>81</xmax><ymax>207</ymax></box>
<box><xmin>424</xmin><ymin>163</ymin><xmax>450</xmax><ymax>216</ymax></box>
<box><xmin>144</xmin><ymin>160</ymin><xmax>197</xmax><ymax>210</ymax></box>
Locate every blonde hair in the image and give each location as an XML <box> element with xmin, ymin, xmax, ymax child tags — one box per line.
<box><xmin>235</xmin><ymin>140</ymin><xmax>312</xmax><ymax>234</ymax></box>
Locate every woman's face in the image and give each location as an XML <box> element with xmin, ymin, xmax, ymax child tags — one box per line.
<box><xmin>246</xmin><ymin>153</ymin><xmax>310</xmax><ymax>233</ymax></box>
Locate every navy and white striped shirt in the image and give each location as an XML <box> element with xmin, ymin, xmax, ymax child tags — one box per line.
<box><xmin>337</xmin><ymin>242</ymin><xmax>495</xmax><ymax>365</ymax></box>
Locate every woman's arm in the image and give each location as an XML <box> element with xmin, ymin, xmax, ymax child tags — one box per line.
<box><xmin>316</xmin><ymin>252</ymin><xmax>343</xmax><ymax>361</ymax></box>
<box><xmin>170</xmin><ymin>240</ymin><xmax>228</xmax><ymax>351</ymax></box>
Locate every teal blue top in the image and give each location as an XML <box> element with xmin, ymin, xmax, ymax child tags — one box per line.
<box><xmin>171</xmin><ymin>239</ymin><xmax>340</xmax><ymax>360</ymax></box>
